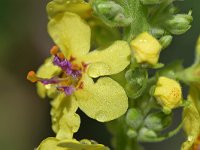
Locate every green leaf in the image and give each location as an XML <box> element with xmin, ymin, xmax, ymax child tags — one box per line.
<box><xmin>125</xmin><ymin>68</ymin><xmax>148</xmax><ymax>99</ymax></box>
<box><xmin>126</xmin><ymin>108</ymin><xmax>143</xmax><ymax>129</ymax></box>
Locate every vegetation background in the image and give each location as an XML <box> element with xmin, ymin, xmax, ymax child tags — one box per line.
<box><xmin>0</xmin><ymin>0</ymin><xmax>199</xmax><ymax>149</ymax></box>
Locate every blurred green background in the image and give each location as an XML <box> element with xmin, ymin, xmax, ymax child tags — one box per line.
<box><xmin>0</xmin><ymin>0</ymin><xmax>199</xmax><ymax>150</ymax></box>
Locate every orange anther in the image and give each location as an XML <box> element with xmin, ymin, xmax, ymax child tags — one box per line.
<box><xmin>78</xmin><ymin>82</ymin><xmax>84</xmax><ymax>89</ymax></box>
<box><xmin>27</xmin><ymin>71</ymin><xmax>38</xmax><ymax>83</ymax></box>
<box><xmin>81</xmin><ymin>62</ymin><xmax>88</xmax><ymax>72</ymax></box>
<box><xmin>57</xmin><ymin>52</ymin><xmax>65</xmax><ymax>60</ymax></box>
<box><xmin>72</xmin><ymin>64</ymin><xmax>80</xmax><ymax>70</ymax></box>
<box><xmin>50</xmin><ymin>45</ymin><xmax>59</xmax><ymax>55</ymax></box>
<box><xmin>69</xmin><ymin>56</ymin><xmax>76</xmax><ymax>62</ymax></box>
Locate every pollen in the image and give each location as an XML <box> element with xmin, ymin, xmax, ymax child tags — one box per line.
<box><xmin>50</xmin><ymin>45</ymin><xmax>59</xmax><ymax>55</ymax></box>
<box><xmin>57</xmin><ymin>52</ymin><xmax>65</xmax><ymax>60</ymax></box>
<box><xmin>77</xmin><ymin>81</ymin><xmax>84</xmax><ymax>89</ymax></box>
<box><xmin>27</xmin><ymin>71</ymin><xmax>38</xmax><ymax>83</ymax></box>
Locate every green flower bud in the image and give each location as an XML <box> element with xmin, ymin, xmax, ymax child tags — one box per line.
<box><xmin>92</xmin><ymin>0</ymin><xmax>131</xmax><ymax>27</ymax></box>
<box><xmin>95</xmin><ymin>1</ymin><xmax>123</xmax><ymax>18</ymax></box>
<box><xmin>144</xmin><ymin>112</ymin><xmax>172</xmax><ymax>131</ymax></box>
<box><xmin>126</xmin><ymin>108</ymin><xmax>143</xmax><ymax>129</ymax></box>
<box><xmin>159</xmin><ymin>35</ymin><xmax>173</xmax><ymax>49</ymax></box>
<box><xmin>150</xmin><ymin>27</ymin><xmax>165</xmax><ymax>38</ymax></box>
<box><xmin>125</xmin><ymin>68</ymin><xmax>148</xmax><ymax>99</ymax></box>
<box><xmin>127</xmin><ymin>129</ymin><xmax>137</xmax><ymax>138</ymax></box>
<box><xmin>140</xmin><ymin>0</ymin><xmax>164</xmax><ymax>5</ymax></box>
<box><xmin>138</xmin><ymin>127</ymin><xmax>157</xmax><ymax>141</ymax></box>
<box><xmin>165</xmin><ymin>11</ymin><xmax>193</xmax><ymax>35</ymax></box>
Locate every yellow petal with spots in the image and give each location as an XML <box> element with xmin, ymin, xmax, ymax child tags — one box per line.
<box><xmin>51</xmin><ymin>94</ymin><xmax>80</xmax><ymax>139</ymax></box>
<box><xmin>81</xmin><ymin>41</ymin><xmax>130</xmax><ymax>78</ymax></box>
<box><xmin>74</xmin><ymin>74</ymin><xmax>128</xmax><ymax>122</ymax></box>
<box><xmin>48</xmin><ymin>12</ymin><xmax>91</xmax><ymax>58</ymax></box>
<box><xmin>36</xmin><ymin>57</ymin><xmax>61</xmax><ymax>98</ymax></box>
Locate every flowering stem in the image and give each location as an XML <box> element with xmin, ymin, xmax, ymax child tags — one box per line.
<box><xmin>121</xmin><ymin>0</ymin><xmax>150</xmax><ymax>41</ymax></box>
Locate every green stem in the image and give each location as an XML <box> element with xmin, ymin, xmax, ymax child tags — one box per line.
<box><xmin>121</xmin><ymin>0</ymin><xmax>150</xmax><ymax>41</ymax></box>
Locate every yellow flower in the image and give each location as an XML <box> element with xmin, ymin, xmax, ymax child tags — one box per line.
<box><xmin>37</xmin><ymin>137</ymin><xmax>109</xmax><ymax>150</ymax></box>
<box><xmin>130</xmin><ymin>32</ymin><xmax>162</xmax><ymax>65</ymax></box>
<box><xmin>27</xmin><ymin>12</ymin><xmax>130</xmax><ymax>125</ymax></box>
<box><xmin>154</xmin><ymin>77</ymin><xmax>182</xmax><ymax>112</ymax></box>
<box><xmin>182</xmin><ymin>86</ymin><xmax>200</xmax><ymax>150</ymax></box>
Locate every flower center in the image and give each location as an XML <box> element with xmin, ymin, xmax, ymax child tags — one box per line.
<box><xmin>27</xmin><ymin>46</ymin><xmax>87</xmax><ymax>95</ymax></box>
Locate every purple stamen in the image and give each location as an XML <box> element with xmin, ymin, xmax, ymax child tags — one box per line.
<box><xmin>71</xmin><ymin>70</ymin><xmax>82</xmax><ymax>78</ymax></box>
<box><xmin>53</xmin><ymin>56</ymin><xmax>73</xmax><ymax>75</ymax></box>
<box><xmin>44</xmin><ymin>55</ymin><xmax>84</xmax><ymax>95</ymax></box>
<box><xmin>40</xmin><ymin>77</ymin><xmax>60</xmax><ymax>85</ymax></box>
<box><xmin>57</xmin><ymin>86</ymin><xmax>75</xmax><ymax>95</ymax></box>
<box><xmin>60</xmin><ymin>60</ymin><xmax>72</xmax><ymax>75</ymax></box>
<box><xmin>53</xmin><ymin>55</ymin><xmax>61</xmax><ymax>66</ymax></box>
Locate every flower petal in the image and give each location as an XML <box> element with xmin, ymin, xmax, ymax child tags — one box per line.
<box><xmin>81</xmin><ymin>41</ymin><xmax>130</xmax><ymax>78</ymax></box>
<box><xmin>36</xmin><ymin>57</ymin><xmax>61</xmax><ymax>98</ymax></box>
<box><xmin>181</xmin><ymin>87</ymin><xmax>200</xmax><ymax>150</ymax></box>
<box><xmin>74</xmin><ymin>74</ymin><xmax>128</xmax><ymax>122</ymax></box>
<box><xmin>58</xmin><ymin>139</ymin><xmax>109</xmax><ymax>150</ymax></box>
<box><xmin>37</xmin><ymin>137</ymin><xmax>66</xmax><ymax>150</ymax></box>
<box><xmin>37</xmin><ymin>137</ymin><xmax>109</xmax><ymax>150</ymax></box>
<box><xmin>48</xmin><ymin>12</ymin><xmax>91</xmax><ymax>58</ymax></box>
<box><xmin>51</xmin><ymin>94</ymin><xmax>80</xmax><ymax>139</ymax></box>
<box><xmin>56</xmin><ymin>109</ymin><xmax>80</xmax><ymax>139</ymax></box>
<box><xmin>47</xmin><ymin>0</ymin><xmax>92</xmax><ymax>19</ymax></box>
<box><xmin>181</xmin><ymin>101</ymin><xmax>200</xmax><ymax>150</ymax></box>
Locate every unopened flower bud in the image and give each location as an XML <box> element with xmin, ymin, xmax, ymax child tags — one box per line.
<box><xmin>126</xmin><ymin>108</ymin><xmax>143</xmax><ymax>129</ymax></box>
<box><xmin>92</xmin><ymin>0</ymin><xmax>131</xmax><ymax>27</ymax></box>
<box><xmin>130</xmin><ymin>32</ymin><xmax>162</xmax><ymax>65</ymax></box>
<box><xmin>150</xmin><ymin>27</ymin><xmax>165</xmax><ymax>38</ymax></box>
<box><xmin>165</xmin><ymin>11</ymin><xmax>193</xmax><ymax>35</ymax></box>
<box><xmin>125</xmin><ymin>68</ymin><xmax>148</xmax><ymax>99</ymax></box>
<box><xmin>159</xmin><ymin>35</ymin><xmax>173</xmax><ymax>49</ymax></box>
<box><xmin>154</xmin><ymin>77</ymin><xmax>182</xmax><ymax>111</ymax></box>
<box><xmin>138</xmin><ymin>127</ymin><xmax>157</xmax><ymax>141</ymax></box>
<box><xmin>144</xmin><ymin>112</ymin><xmax>172</xmax><ymax>131</ymax></box>
<box><xmin>95</xmin><ymin>1</ymin><xmax>123</xmax><ymax>18</ymax></box>
<box><xmin>127</xmin><ymin>129</ymin><xmax>137</xmax><ymax>138</ymax></box>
